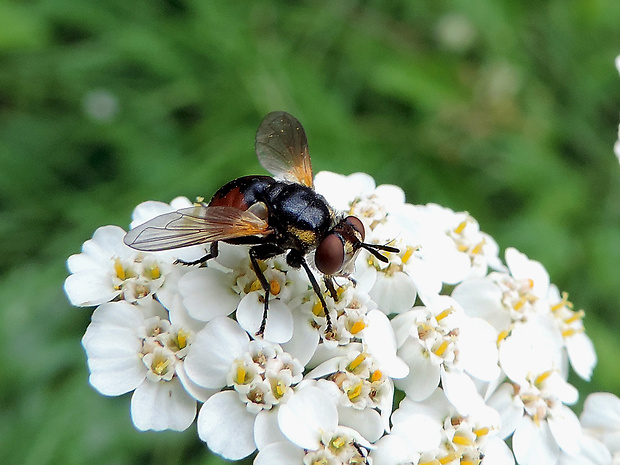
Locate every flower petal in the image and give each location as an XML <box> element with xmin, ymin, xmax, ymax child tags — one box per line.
<box><xmin>197</xmin><ymin>391</ymin><xmax>257</xmax><ymax>460</ymax></box>
<box><xmin>130</xmin><ymin>378</ymin><xmax>196</xmax><ymax>431</ymax></box>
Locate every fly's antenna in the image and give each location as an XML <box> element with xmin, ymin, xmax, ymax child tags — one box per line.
<box><xmin>360</xmin><ymin>242</ymin><xmax>399</xmax><ymax>263</ymax></box>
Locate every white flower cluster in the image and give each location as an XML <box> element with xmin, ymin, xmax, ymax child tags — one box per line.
<box><xmin>65</xmin><ymin>171</ymin><xmax>613</xmax><ymax>465</ymax></box>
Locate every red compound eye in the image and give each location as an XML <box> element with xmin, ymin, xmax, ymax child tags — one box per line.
<box><xmin>345</xmin><ymin>216</ymin><xmax>365</xmax><ymax>241</ymax></box>
<box><xmin>315</xmin><ymin>233</ymin><xmax>345</xmax><ymax>275</ymax></box>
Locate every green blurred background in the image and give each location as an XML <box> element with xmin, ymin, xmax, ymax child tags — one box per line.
<box><xmin>1</xmin><ymin>0</ymin><xmax>619</xmax><ymax>463</ymax></box>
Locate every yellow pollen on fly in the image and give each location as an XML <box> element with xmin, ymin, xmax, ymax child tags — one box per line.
<box><xmin>114</xmin><ymin>258</ymin><xmax>126</xmax><ymax>280</ymax></box>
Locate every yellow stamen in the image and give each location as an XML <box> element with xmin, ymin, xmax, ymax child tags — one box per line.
<box><xmin>454</xmin><ymin>220</ymin><xmax>468</xmax><ymax>234</ymax></box>
<box><xmin>347</xmin><ymin>353</ymin><xmax>367</xmax><ymax>372</ymax></box>
<box><xmin>562</xmin><ymin>328</ymin><xmax>583</xmax><ymax>337</ymax></box>
<box><xmin>235</xmin><ymin>365</ymin><xmax>247</xmax><ymax>385</ymax></box>
<box><xmin>461</xmin><ymin>461</ymin><xmax>476</xmax><ymax>465</ymax></box>
<box><xmin>274</xmin><ymin>380</ymin><xmax>285</xmax><ymax>398</ymax></box>
<box><xmin>535</xmin><ymin>371</ymin><xmax>552</xmax><ymax>386</ymax></box>
<box><xmin>370</xmin><ymin>370</ymin><xmax>383</xmax><ymax>383</ymax></box>
<box><xmin>146</xmin><ymin>264</ymin><xmax>161</xmax><ymax>280</ymax></box>
<box><xmin>418</xmin><ymin>460</ymin><xmax>441</xmax><ymax>465</ymax></box>
<box><xmin>153</xmin><ymin>359</ymin><xmax>169</xmax><ymax>376</ymax></box>
<box><xmin>350</xmin><ymin>320</ymin><xmax>366</xmax><ymax>334</ymax></box>
<box><xmin>347</xmin><ymin>381</ymin><xmax>364</xmax><ymax>401</ymax></box>
<box><xmin>433</xmin><ymin>340</ymin><xmax>450</xmax><ymax>357</ymax></box>
<box><xmin>114</xmin><ymin>258</ymin><xmax>126</xmax><ymax>280</ymax></box>
<box><xmin>473</xmin><ymin>427</ymin><xmax>489</xmax><ymax>437</ymax></box>
<box><xmin>513</xmin><ymin>296</ymin><xmax>526</xmax><ymax>311</ymax></box>
<box><xmin>452</xmin><ymin>434</ymin><xmax>473</xmax><ymax>446</ymax></box>
<box><xmin>497</xmin><ymin>329</ymin><xmax>510</xmax><ymax>345</ymax></box>
<box><xmin>312</xmin><ymin>300</ymin><xmax>325</xmax><ymax>317</ymax></box>
<box><xmin>471</xmin><ymin>239</ymin><xmax>485</xmax><ymax>255</ymax></box>
<box><xmin>457</xmin><ymin>244</ymin><xmax>469</xmax><ymax>252</ymax></box>
<box><xmin>269</xmin><ymin>280</ymin><xmax>281</xmax><ymax>295</ymax></box>
<box><xmin>439</xmin><ymin>453</ymin><xmax>460</xmax><ymax>464</ymax></box>
<box><xmin>435</xmin><ymin>306</ymin><xmax>454</xmax><ymax>321</ymax></box>
<box><xmin>176</xmin><ymin>329</ymin><xmax>188</xmax><ymax>349</ymax></box>
<box><xmin>402</xmin><ymin>245</ymin><xmax>415</xmax><ymax>264</ymax></box>
<box><xmin>330</xmin><ymin>435</ymin><xmax>347</xmax><ymax>451</ymax></box>
<box><xmin>249</xmin><ymin>279</ymin><xmax>262</xmax><ymax>292</ymax></box>
<box><xmin>564</xmin><ymin>309</ymin><xmax>585</xmax><ymax>324</ymax></box>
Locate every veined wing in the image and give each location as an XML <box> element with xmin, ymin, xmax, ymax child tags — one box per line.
<box><xmin>255</xmin><ymin>111</ymin><xmax>314</xmax><ymax>188</ymax></box>
<box><xmin>123</xmin><ymin>205</ymin><xmax>272</xmax><ymax>251</ymax></box>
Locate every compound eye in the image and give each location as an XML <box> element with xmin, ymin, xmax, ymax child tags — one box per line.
<box><xmin>315</xmin><ymin>233</ymin><xmax>345</xmax><ymax>275</ymax></box>
<box><xmin>345</xmin><ymin>216</ymin><xmax>365</xmax><ymax>241</ymax></box>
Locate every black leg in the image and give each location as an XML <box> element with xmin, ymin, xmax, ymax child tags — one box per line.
<box><xmin>248</xmin><ymin>244</ymin><xmax>285</xmax><ymax>337</ymax></box>
<box><xmin>298</xmin><ymin>257</ymin><xmax>334</xmax><ymax>336</ymax></box>
<box><xmin>174</xmin><ymin>242</ymin><xmax>219</xmax><ymax>266</ymax></box>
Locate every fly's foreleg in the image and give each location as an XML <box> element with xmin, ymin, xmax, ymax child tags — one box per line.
<box><xmin>174</xmin><ymin>242</ymin><xmax>219</xmax><ymax>266</ymax></box>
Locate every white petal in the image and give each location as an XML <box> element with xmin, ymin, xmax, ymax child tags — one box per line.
<box><xmin>278</xmin><ymin>386</ymin><xmax>338</xmax><ymax>450</ymax></box>
<box><xmin>179</xmin><ymin>268</ymin><xmax>239</xmax><ymax>321</ymax></box>
<box><xmin>175</xmin><ymin>362</ymin><xmax>216</xmax><ymax>403</ymax></box>
<box><xmin>452</xmin><ymin>277</ymin><xmax>511</xmax><ymax>332</ymax></box>
<box><xmin>364</xmin><ymin>310</ymin><xmax>409</xmax><ymax>378</ymax></box>
<box><xmin>440</xmin><ymin>368</ymin><xmax>486</xmax><ymax>416</ymax></box>
<box><xmin>197</xmin><ymin>391</ymin><xmax>257</xmax><ymax>460</ymax></box>
<box><xmin>255</xmin><ymin>409</ymin><xmax>287</xmax><ymax>450</ymax></box>
<box><xmin>64</xmin><ymin>270</ymin><xmax>118</xmax><ymax>306</ymax></box>
<box><xmin>395</xmin><ymin>338</ymin><xmax>441</xmax><ymax>401</ymax></box>
<box><xmin>184</xmin><ymin>317</ymin><xmax>249</xmax><ymax>389</ymax></box>
<box><xmin>131</xmin><ymin>378</ymin><xmax>196</xmax><ymax>431</ymax></box>
<box><xmin>371</xmin><ymin>434</ymin><xmax>420</xmax><ymax>465</ymax></box>
<box><xmin>236</xmin><ymin>293</ymin><xmax>293</xmax><ymax>343</ymax></box>
<box><xmin>90</xmin><ymin>301</ymin><xmax>146</xmax><ymax>328</ymax></box>
<box><xmin>482</xmin><ymin>437</ymin><xmax>515</xmax><ymax>465</ymax></box>
<box><xmin>487</xmin><ymin>383</ymin><xmax>524</xmax><ymax>439</ymax></box>
<box><xmin>391</xmin><ymin>411</ymin><xmax>442</xmax><ymax>452</ymax></box>
<box><xmin>281</xmin><ymin>311</ymin><xmax>320</xmax><ymax>366</ymax></box>
<box><xmin>457</xmin><ymin>317</ymin><xmax>501</xmax><ymax>382</ymax></box>
<box><xmin>338</xmin><ymin>407</ymin><xmax>383</xmax><ymax>442</ymax></box>
<box><xmin>548</xmin><ymin>404</ymin><xmax>582</xmax><ymax>455</ymax></box>
<box><xmin>566</xmin><ymin>332</ymin><xmax>597</xmax><ymax>381</ymax></box>
<box><xmin>581</xmin><ymin>392</ymin><xmax>620</xmax><ymax>430</ymax></box>
<box><xmin>254</xmin><ymin>441</ymin><xmax>305</xmax><ymax>465</ymax></box>
<box><xmin>84</xmin><ymin>225</ymin><xmax>130</xmax><ymax>261</ymax></box>
<box><xmin>505</xmin><ymin>247</ymin><xmax>550</xmax><ymax>297</ymax></box>
<box><xmin>512</xmin><ymin>417</ymin><xmax>560</xmax><ymax>465</ymax></box>
<box><xmin>370</xmin><ymin>271</ymin><xmax>417</xmax><ymax>314</ymax></box>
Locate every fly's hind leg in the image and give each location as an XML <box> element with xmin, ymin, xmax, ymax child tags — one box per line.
<box><xmin>174</xmin><ymin>242</ymin><xmax>219</xmax><ymax>266</ymax></box>
<box><xmin>248</xmin><ymin>244</ymin><xmax>285</xmax><ymax>337</ymax></box>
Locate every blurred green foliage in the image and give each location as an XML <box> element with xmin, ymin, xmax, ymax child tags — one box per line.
<box><xmin>1</xmin><ymin>0</ymin><xmax>619</xmax><ymax>464</ymax></box>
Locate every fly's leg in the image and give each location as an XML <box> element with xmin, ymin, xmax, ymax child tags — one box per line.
<box><xmin>287</xmin><ymin>250</ymin><xmax>333</xmax><ymax>336</ymax></box>
<box><xmin>174</xmin><ymin>242</ymin><xmax>219</xmax><ymax>266</ymax></box>
<box><xmin>324</xmin><ymin>276</ymin><xmax>338</xmax><ymax>301</ymax></box>
<box><xmin>249</xmin><ymin>244</ymin><xmax>285</xmax><ymax>337</ymax></box>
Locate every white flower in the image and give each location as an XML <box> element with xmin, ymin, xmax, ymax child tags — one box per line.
<box><xmin>177</xmin><ymin>245</ymin><xmax>295</xmax><ymax>343</ymax></box>
<box><xmin>184</xmin><ymin>317</ymin><xmax>303</xmax><ymax>460</ymax></box>
<box><xmin>64</xmin><ymin>225</ymin><xmax>170</xmax><ymax>306</ymax></box>
<box><xmin>81</xmin><ymin>300</ymin><xmax>200</xmax><ymax>431</ymax></box>
<box><xmin>393</xmin><ymin>296</ymin><xmax>500</xmax><ymax>414</ymax></box>
<box><xmin>580</xmin><ymin>392</ymin><xmax>620</xmax><ymax>463</ymax></box>
<box><xmin>255</xmin><ymin>384</ymin><xmax>371</xmax><ymax>465</ymax></box>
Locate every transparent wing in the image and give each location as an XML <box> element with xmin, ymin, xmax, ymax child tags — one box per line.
<box><xmin>123</xmin><ymin>205</ymin><xmax>271</xmax><ymax>251</ymax></box>
<box><xmin>255</xmin><ymin>111</ymin><xmax>314</xmax><ymax>187</ymax></box>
